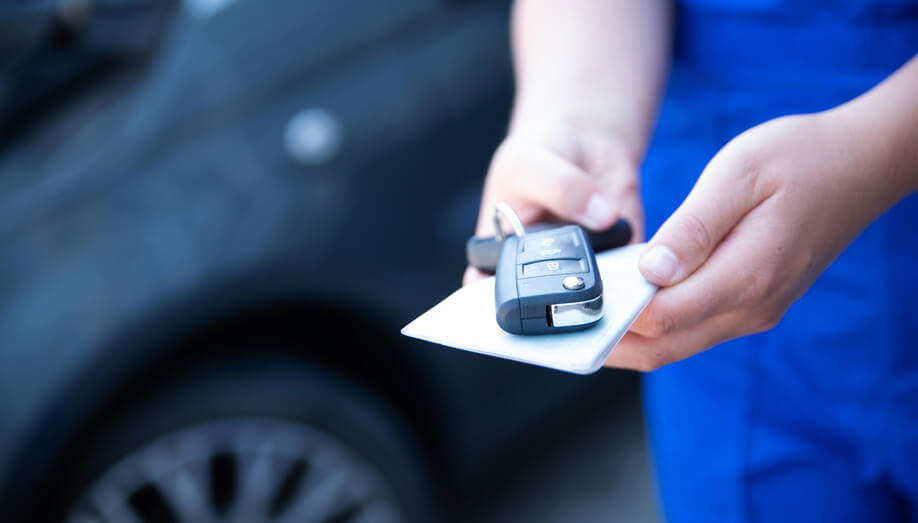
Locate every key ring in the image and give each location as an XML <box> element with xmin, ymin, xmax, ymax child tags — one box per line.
<box><xmin>493</xmin><ymin>202</ymin><xmax>526</xmax><ymax>242</ymax></box>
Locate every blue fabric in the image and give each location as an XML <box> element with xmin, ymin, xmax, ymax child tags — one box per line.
<box><xmin>640</xmin><ymin>1</ymin><xmax>918</xmax><ymax>521</ymax></box>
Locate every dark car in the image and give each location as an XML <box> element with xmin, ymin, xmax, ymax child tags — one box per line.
<box><xmin>0</xmin><ymin>1</ymin><xmax>630</xmax><ymax>521</ymax></box>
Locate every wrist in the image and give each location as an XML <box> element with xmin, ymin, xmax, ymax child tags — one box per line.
<box><xmin>824</xmin><ymin>101</ymin><xmax>918</xmax><ymax>215</ymax></box>
<box><xmin>827</xmin><ymin>56</ymin><xmax>918</xmax><ymax>200</ymax></box>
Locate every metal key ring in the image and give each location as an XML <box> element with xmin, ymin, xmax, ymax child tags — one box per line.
<box><xmin>493</xmin><ymin>202</ymin><xmax>526</xmax><ymax>242</ymax></box>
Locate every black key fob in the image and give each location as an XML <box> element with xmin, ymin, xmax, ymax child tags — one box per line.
<box><xmin>494</xmin><ymin>225</ymin><xmax>603</xmax><ymax>335</ymax></box>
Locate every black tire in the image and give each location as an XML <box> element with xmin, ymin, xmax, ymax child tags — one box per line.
<box><xmin>55</xmin><ymin>356</ymin><xmax>436</xmax><ymax>522</ymax></box>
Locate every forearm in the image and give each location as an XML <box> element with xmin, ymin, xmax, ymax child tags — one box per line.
<box><xmin>832</xmin><ymin>54</ymin><xmax>918</xmax><ymax>217</ymax></box>
<box><xmin>509</xmin><ymin>0</ymin><xmax>673</xmax><ymax>159</ymax></box>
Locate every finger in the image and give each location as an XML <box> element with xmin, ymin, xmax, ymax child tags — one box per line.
<box><xmin>630</xmin><ymin>196</ymin><xmax>777</xmax><ymax>337</ymax></box>
<box><xmin>603</xmin><ymin>314</ymin><xmax>738</xmax><ymax>371</ymax></box>
<box><xmin>629</xmin><ymin>286</ymin><xmax>713</xmax><ymax>338</ymax></box>
<box><xmin>621</xmin><ymin>200</ymin><xmax>645</xmax><ymax>244</ymax></box>
<box><xmin>630</xmin><ymin>262</ymin><xmax>738</xmax><ymax>338</ymax></box>
<box><xmin>638</xmin><ymin>153</ymin><xmax>766</xmax><ymax>286</ymax></box>
<box><xmin>596</xmin><ymin>161</ymin><xmax>645</xmax><ymax>243</ymax></box>
<box><xmin>511</xmin><ymin>150</ymin><xmax>619</xmax><ymax>230</ymax></box>
<box><xmin>476</xmin><ymin>148</ymin><xmax>619</xmax><ymax>236</ymax></box>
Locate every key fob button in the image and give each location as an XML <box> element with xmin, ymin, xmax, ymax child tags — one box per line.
<box><xmin>524</xmin><ymin>230</ymin><xmax>578</xmax><ymax>252</ymax></box>
<box><xmin>521</xmin><ymin>258</ymin><xmax>585</xmax><ymax>277</ymax></box>
<box><xmin>563</xmin><ymin>276</ymin><xmax>585</xmax><ymax>290</ymax></box>
<box><xmin>518</xmin><ymin>244</ymin><xmax>584</xmax><ymax>265</ymax></box>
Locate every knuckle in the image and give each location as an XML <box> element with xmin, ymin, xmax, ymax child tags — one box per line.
<box><xmin>615</xmin><ymin>173</ymin><xmax>640</xmax><ymax>194</ymax></box>
<box><xmin>675</xmin><ymin>211</ymin><xmax>713</xmax><ymax>256</ymax></box>
<box><xmin>487</xmin><ymin>140</ymin><xmax>526</xmax><ymax>180</ymax></box>
<box><xmin>736</xmin><ymin>303</ymin><xmax>785</xmax><ymax>336</ymax></box>
<box><xmin>713</xmin><ymin>140</ymin><xmax>768</xmax><ymax>197</ymax></box>
<box><xmin>548</xmin><ymin>174</ymin><xmax>592</xmax><ymax>217</ymax></box>
<box><xmin>732</xmin><ymin>147</ymin><xmax>763</xmax><ymax>181</ymax></box>
<box><xmin>485</xmin><ymin>157</ymin><xmax>515</xmax><ymax>186</ymax></box>
<box><xmin>640</xmin><ymin>304</ymin><xmax>677</xmax><ymax>338</ymax></box>
<box><xmin>635</xmin><ymin>350</ymin><xmax>672</xmax><ymax>372</ymax></box>
<box><xmin>756</xmin><ymin>307</ymin><xmax>785</xmax><ymax>333</ymax></box>
<box><xmin>721</xmin><ymin>131</ymin><xmax>764</xmax><ymax>176</ymax></box>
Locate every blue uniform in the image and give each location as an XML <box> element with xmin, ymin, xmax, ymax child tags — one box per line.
<box><xmin>641</xmin><ymin>1</ymin><xmax>918</xmax><ymax>521</ymax></box>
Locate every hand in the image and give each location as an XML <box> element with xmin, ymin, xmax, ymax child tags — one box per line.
<box><xmin>605</xmin><ymin>110</ymin><xmax>908</xmax><ymax>371</ymax></box>
<box><xmin>464</xmin><ymin>122</ymin><xmax>645</xmax><ymax>285</ymax></box>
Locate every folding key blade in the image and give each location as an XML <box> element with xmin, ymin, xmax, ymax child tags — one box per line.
<box><xmin>466</xmin><ymin>219</ymin><xmax>632</xmax><ymax>274</ymax></box>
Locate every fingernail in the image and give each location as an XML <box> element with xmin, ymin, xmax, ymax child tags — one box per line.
<box><xmin>641</xmin><ymin>245</ymin><xmax>679</xmax><ymax>284</ymax></box>
<box><xmin>582</xmin><ymin>194</ymin><xmax>615</xmax><ymax>229</ymax></box>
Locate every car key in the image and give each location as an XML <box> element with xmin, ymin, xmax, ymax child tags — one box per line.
<box><xmin>491</xmin><ymin>203</ymin><xmax>604</xmax><ymax>335</ymax></box>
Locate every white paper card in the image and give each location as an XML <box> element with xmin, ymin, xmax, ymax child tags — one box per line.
<box><xmin>401</xmin><ymin>244</ymin><xmax>658</xmax><ymax>374</ymax></box>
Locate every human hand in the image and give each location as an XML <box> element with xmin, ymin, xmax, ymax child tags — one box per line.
<box><xmin>605</xmin><ymin>110</ymin><xmax>912</xmax><ymax>371</ymax></box>
<box><xmin>464</xmin><ymin>123</ymin><xmax>645</xmax><ymax>285</ymax></box>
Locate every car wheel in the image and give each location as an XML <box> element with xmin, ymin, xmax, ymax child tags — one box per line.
<box><xmin>60</xmin><ymin>356</ymin><xmax>435</xmax><ymax>522</ymax></box>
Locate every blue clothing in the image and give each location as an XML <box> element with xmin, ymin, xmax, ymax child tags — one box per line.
<box><xmin>641</xmin><ymin>1</ymin><xmax>918</xmax><ymax>521</ymax></box>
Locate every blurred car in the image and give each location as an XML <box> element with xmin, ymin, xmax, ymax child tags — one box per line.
<box><xmin>0</xmin><ymin>1</ymin><xmax>630</xmax><ymax>521</ymax></box>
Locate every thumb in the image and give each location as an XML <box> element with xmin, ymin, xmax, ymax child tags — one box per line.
<box><xmin>639</xmin><ymin>162</ymin><xmax>760</xmax><ymax>286</ymax></box>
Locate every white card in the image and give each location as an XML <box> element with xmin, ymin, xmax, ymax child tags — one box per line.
<box><xmin>401</xmin><ymin>244</ymin><xmax>658</xmax><ymax>374</ymax></box>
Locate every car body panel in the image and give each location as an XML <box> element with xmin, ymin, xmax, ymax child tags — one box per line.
<box><xmin>0</xmin><ymin>0</ymin><xmax>611</xmax><ymax>516</ymax></box>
